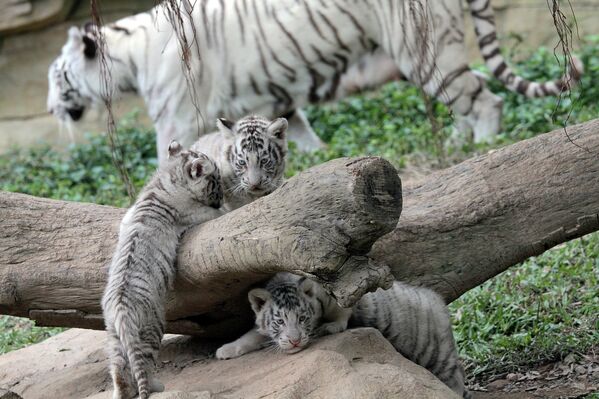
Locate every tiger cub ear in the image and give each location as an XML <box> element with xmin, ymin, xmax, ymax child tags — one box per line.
<box><xmin>216</xmin><ymin>118</ymin><xmax>235</xmax><ymax>140</ymax></box>
<box><xmin>188</xmin><ymin>153</ymin><xmax>216</xmax><ymax>179</ymax></box>
<box><xmin>299</xmin><ymin>278</ymin><xmax>316</xmax><ymax>298</ymax></box>
<box><xmin>248</xmin><ymin>288</ymin><xmax>271</xmax><ymax>314</ymax></box>
<box><xmin>266</xmin><ymin>118</ymin><xmax>288</xmax><ymax>140</ymax></box>
<box><xmin>168</xmin><ymin>140</ymin><xmax>183</xmax><ymax>158</ymax></box>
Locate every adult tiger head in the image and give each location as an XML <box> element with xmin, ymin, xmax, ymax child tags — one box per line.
<box><xmin>47</xmin><ymin>26</ymin><xmax>101</xmax><ymax>123</ymax></box>
<box><xmin>47</xmin><ymin>24</ymin><xmax>136</xmax><ymax>124</ymax></box>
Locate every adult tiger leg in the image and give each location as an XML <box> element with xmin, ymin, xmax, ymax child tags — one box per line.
<box><xmin>286</xmin><ymin>109</ymin><xmax>326</xmax><ymax>151</ymax></box>
<box><xmin>373</xmin><ymin>0</ymin><xmax>503</xmax><ymax>143</ymax></box>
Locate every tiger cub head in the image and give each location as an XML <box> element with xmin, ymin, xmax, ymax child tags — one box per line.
<box><xmin>166</xmin><ymin>141</ymin><xmax>223</xmax><ymax>209</ymax></box>
<box><xmin>248</xmin><ymin>275</ymin><xmax>321</xmax><ymax>354</ymax></box>
<box><xmin>217</xmin><ymin>115</ymin><xmax>288</xmax><ymax>198</ymax></box>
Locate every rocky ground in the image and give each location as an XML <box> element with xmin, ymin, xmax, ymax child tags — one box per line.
<box><xmin>0</xmin><ymin>327</ymin><xmax>596</xmax><ymax>399</ymax></box>
<box><xmin>0</xmin><ymin>328</ymin><xmax>460</xmax><ymax>399</ymax></box>
<box><xmin>472</xmin><ymin>350</ymin><xmax>599</xmax><ymax>399</ymax></box>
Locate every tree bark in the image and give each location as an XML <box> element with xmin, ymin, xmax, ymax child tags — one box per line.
<box><xmin>1</xmin><ymin>120</ymin><xmax>598</xmax><ymax>336</ymax></box>
<box><xmin>0</xmin><ymin>157</ymin><xmax>401</xmax><ymax>336</ymax></box>
<box><xmin>370</xmin><ymin>119</ymin><xmax>599</xmax><ymax>302</ymax></box>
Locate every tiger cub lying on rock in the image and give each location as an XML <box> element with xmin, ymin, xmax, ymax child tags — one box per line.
<box><xmin>216</xmin><ymin>273</ymin><xmax>471</xmax><ymax>399</ymax></box>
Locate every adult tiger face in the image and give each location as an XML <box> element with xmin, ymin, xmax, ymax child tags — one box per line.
<box><xmin>47</xmin><ymin>26</ymin><xmax>100</xmax><ymax>123</ymax></box>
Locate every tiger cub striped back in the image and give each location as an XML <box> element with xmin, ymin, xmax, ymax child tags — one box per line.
<box><xmin>191</xmin><ymin>115</ymin><xmax>288</xmax><ymax>211</ymax></box>
<box><xmin>102</xmin><ymin>142</ymin><xmax>223</xmax><ymax>399</ymax></box>
<box><xmin>351</xmin><ymin>282</ymin><xmax>471</xmax><ymax>399</ymax></box>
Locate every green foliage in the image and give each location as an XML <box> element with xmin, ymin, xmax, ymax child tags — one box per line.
<box><xmin>1</xmin><ymin>42</ymin><xmax>598</xmax><ymax>376</ymax></box>
<box><xmin>451</xmin><ymin>234</ymin><xmax>599</xmax><ymax>379</ymax></box>
<box><xmin>288</xmin><ymin>37</ymin><xmax>599</xmax><ymax>174</ymax></box>
<box><xmin>0</xmin><ymin>113</ymin><xmax>157</xmax><ymax>208</ymax></box>
<box><xmin>0</xmin><ymin>316</ymin><xmax>63</xmax><ymax>355</ymax></box>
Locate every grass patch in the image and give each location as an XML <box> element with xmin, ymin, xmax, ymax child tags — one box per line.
<box><xmin>1</xmin><ymin>40</ymin><xmax>598</xmax><ymax>374</ymax></box>
<box><xmin>451</xmin><ymin>233</ymin><xmax>599</xmax><ymax>380</ymax></box>
<box><xmin>0</xmin><ymin>316</ymin><xmax>64</xmax><ymax>355</ymax></box>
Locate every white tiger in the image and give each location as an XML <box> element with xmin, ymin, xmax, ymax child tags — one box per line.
<box><xmin>217</xmin><ymin>272</ymin><xmax>471</xmax><ymax>398</ymax></box>
<box><xmin>191</xmin><ymin>115</ymin><xmax>288</xmax><ymax>211</ymax></box>
<box><xmin>102</xmin><ymin>141</ymin><xmax>223</xmax><ymax>399</ymax></box>
<box><xmin>47</xmin><ymin>0</ymin><xmax>582</xmax><ymax>163</ymax></box>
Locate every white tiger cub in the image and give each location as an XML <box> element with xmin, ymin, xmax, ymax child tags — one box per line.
<box><xmin>191</xmin><ymin>115</ymin><xmax>288</xmax><ymax>211</ymax></box>
<box><xmin>216</xmin><ymin>273</ymin><xmax>352</xmax><ymax>359</ymax></box>
<box><xmin>217</xmin><ymin>273</ymin><xmax>470</xmax><ymax>399</ymax></box>
<box><xmin>102</xmin><ymin>142</ymin><xmax>223</xmax><ymax>399</ymax></box>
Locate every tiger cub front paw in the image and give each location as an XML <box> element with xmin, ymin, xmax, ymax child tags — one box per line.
<box><xmin>215</xmin><ymin>343</ymin><xmax>245</xmax><ymax>360</ymax></box>
<box><xmin>316</xmin><ymin>322</ymin><xmax>347</xmax><ymax>337</ymax></box>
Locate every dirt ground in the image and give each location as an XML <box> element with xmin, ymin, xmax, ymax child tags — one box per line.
<box><xmin>470</xmin><ymin>349</ymin><xmax>598</xmax><ymax>399</ymax></box>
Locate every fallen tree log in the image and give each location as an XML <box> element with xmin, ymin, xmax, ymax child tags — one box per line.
<box><xmin>0</xmin><ymin>120</ymin><xmax>598</xmax><ymax>336</ymax></box>
<box><xmin>371</xmin><ymin>119</ymin><xmax>599</xmax><ymax>302</ymax></box>
<box><xmin>0</xmin><ymin>157</ymin><xmax>401</xmax><ymax>336</ymax></box>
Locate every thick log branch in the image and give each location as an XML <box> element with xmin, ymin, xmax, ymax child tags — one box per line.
<box><xmin>0</xmin><ymin>157</ymin><xmax>401</xmax><ymax>336</ymax></box>
<box><xmin>1</xmin><ymin>120</ymin><xmax>598</xmax><ymax>334</ymax></box>
<box><xmin>370</xmin><ymin>119</ymin><xmax>599</xmax><ymax>302</ymax></box>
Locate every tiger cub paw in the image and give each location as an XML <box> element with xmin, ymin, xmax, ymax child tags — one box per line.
<box><xmin>216</xmin><ymin>343</ymin><xmax>245</xmax><ymax>360</ymax></box>
<box><xmin>316</xmin><ymin>322</ymin><xmax>347</xmax><ymax>337</ymax></box>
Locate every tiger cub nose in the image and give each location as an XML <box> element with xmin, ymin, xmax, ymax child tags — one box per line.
<box><xmin>289</xmin><ymin>338</ymin><xmax>301</xmax><ymax>347</ymax></box>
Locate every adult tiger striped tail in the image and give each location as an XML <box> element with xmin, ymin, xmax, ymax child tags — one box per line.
<box><xmin>468</xmin><ymin>0</ymin><xmax>583</xmax><ymax>97</ymax></box>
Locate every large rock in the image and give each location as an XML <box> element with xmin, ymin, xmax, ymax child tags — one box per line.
<box><xmin>0</xmin><ymin>328</ymin><xmax>460</xmax><ymax>399</ymax></box>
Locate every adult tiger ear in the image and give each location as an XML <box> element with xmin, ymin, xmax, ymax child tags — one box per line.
<box><xmin>67</xmin><ymin>26</ymin><xmax>82</xmax><ymax>42</ymax></box>
<box><xmin>267</xmin><ymin>118</ymin><xmax>288</xmax><ymax>140</ymax></box>
<box><xmin>248</xmin><ymin>288</ymin><xmax>271</xmax><ymax>314</ymax></box>
<box><xmin>216</xmin><ymin>118</ymin><xmax>236</xmax><ymax>140</ymax></box>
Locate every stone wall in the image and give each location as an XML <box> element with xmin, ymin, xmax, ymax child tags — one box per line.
<box><xmin>0</xmin><ymin>0</ymin><xmax>597</xmax><ymax>151</ymax></box>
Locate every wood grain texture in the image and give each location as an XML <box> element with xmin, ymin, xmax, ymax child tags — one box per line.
<box><xmin>0</xmin><ymin>157</ymin><xmax>401</xmax><ymax>337</ymax></box>
<box><xmin>371</xmin><ymin>119</ymin><xmax>599</xmax><ymax>302</ymax></box>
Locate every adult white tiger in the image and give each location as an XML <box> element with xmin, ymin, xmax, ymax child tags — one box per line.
<box><xmin>47</xmin><ymin>0</ymin><xmax>581</xmax><ymax>163</ymax></box>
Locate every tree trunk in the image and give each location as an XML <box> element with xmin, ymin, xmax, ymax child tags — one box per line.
<box><xmin>0</xmin><ymin>157</ymin><xmax>401</xmax><ymax>337</ymax></box>
<box><xmin>370</xmin><ymin>119</ymin><xmax>599</xmax><ymax>302</ymax></box>
<box><xmin>1</xmin><ymin>120</ymin><xmax>598</xmax><ymax>336</ymax></box>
